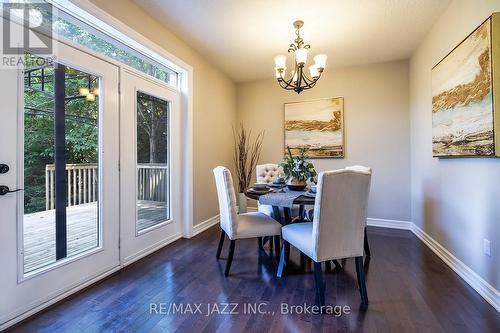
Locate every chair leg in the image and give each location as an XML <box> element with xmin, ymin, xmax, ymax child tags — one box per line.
<box><xmin>273</xmin><ymin>235</ymin><xmax>280</xmax><ymax>258</ymax></box>
<box><xmin>216</xmin><ymin>229</ymin><xmax>225</xmax><ymax>259</ymax></box>
<box><xmin>269</xmin><ymin>236</ymin><xmax>274</xmax><ymax>253</ymax></box>
<box><xmin>313</xmin><ymin>262</ymin><xmax>325</xmax><ymax>308</ymax></box>
<box><xmin>325</xmin><ymin>261</ymin><xmax>332</xmax><ymax>272</ymax></box>
<box><xmin>332</xmin><ymin>259</ymin><xmax>343</xmax><ymax>270</ymax></box>
<box><xmin>364</xmin><ymin>227</ymin><xmax>371</xmax><ymax>257</ymax></box>
<box><xmin>355</xmin><ymin>256</ymin><xmax>368</xmax><ymax>306</ymax></box>
<box><xmin>257</xmin><ymin>237</ymin><xmax>264</xmax><ymax>251</ymax></box>
<box><xmin>277</xmin><ymin>241</ymin><xmax>287</xmax><ymax>277</ymax></box>
<box><xmin>225</xmin><ymin>240</ymin><xmax>236</xmax><ymax>276</ymax></box>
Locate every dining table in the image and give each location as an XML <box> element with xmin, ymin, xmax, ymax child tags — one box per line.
<box><xmin>244</xmin><ymin>185</ymin><xmax>315</xmax><ymax>225</ymax></box>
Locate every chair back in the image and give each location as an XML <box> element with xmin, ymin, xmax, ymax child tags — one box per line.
<box><xmin>312</xmin><ymin>168</ymin><xmax>372</xmax><ymax>261</ymax></box>
<box><xmin>213</xmin><ymin>166</ymin><xmax>238</xmax><ymax>239</ymax></box>
<box><xmin>256</xmin><ymin>164</ymin><xmax>283</xmax><ymax>185</ymax></box>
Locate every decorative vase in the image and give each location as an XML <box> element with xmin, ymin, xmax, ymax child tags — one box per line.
<box><xmin>287</xmin><ymin>178</ymin><xmax>307</xmax><ymax>191</ymax></box>
<box><xmin>238</xmin><ymin>192</ymin><xmax>247</xmax><ymax>213</ymax></box>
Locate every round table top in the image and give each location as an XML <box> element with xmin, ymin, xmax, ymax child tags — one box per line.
<box><xmin>244</xmin><ymin>187</ymin><xmax>316</xmax><ymax>205</ymax></box>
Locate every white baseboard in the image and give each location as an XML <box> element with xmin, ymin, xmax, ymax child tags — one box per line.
<box><xmin>122</xmin><ymin>232</ymin><xmax>183</xmax><ymax>265</ymax></box>
<box><xmin>410</xmin><ymin>223</ymin><xmax>500</xmax><ymax>312</ymax></box>
<box><xmin>367</xmin><ymin>218</ymin><xmax>412</xmax><ymax>230</ymax></box>
<box><xmin>0</xmin><ymin>265</ymin><xmax>122</xmax><ymax>331</ymax></box>
<box><xmin>192</xmin><ymin>215</ymin><xmax>220</xmax><ymax>236</ymax></box>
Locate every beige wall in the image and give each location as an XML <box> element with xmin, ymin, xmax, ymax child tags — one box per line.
<box><xmin>410</xmin><ymin>0</ymin><xmax>500</xmax><ymax>290</ymax></box>
<box><xmin>88</xmin><ymin>0</ymin><xmax>237</xmax><ymax>225</ymax></box>
<box><xmin>237</xmin><ymin>60</ymin><xmax>411</xmax><ymax>221</ymax></box>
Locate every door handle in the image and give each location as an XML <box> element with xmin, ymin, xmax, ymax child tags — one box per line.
<box><xmin>0</xmin><ymin>164</ymin><xmax>9</xmax><ymax>174</ymax></box>
<box><xmin>0</xmin><ymin>185</ymin><xmax>23</xmax><ymax>196</ymax></box>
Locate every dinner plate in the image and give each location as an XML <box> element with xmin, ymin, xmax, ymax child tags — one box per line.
<box><xmin>247</xmin><ymin>188</ymin><xmax>272</xmax><ymax>195</ymax></box>
<box><xmin>302</xmin><ymin>191</ymin><xmax>316</xmax><ymax>198</ymax></box>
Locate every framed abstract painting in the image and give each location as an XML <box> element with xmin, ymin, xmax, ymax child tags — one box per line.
<box><xmin>432</xmin><ymin>13</ymin><xmax>500</xmax><ymax>157</ymax></box>
<box><xmin>284</xmin><ymin>97</ymin><xmax>344</xmax><ymax>158</ymax></box>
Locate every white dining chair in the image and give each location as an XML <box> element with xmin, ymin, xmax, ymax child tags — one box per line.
<box><xmin>256</xmin><ymin>163</ymin><xmax>302</xmax><ymax>217</ymax></box>
<box><xmin>304</xmin><ymin>165</ymin><xmax>373</xmax><ymax>258</ymax></box>
<box><xmin>213</xmin><ymin>166</ymin><xmax>282</xmax><ymax>276</ymax></box>
<box><xmin>277</xmin><ymin>168</ymin><xmax>372</xmax><ymax>307</ymax></box>
<box><xmin>255</xmin><ymin>163</ymin><xmax>300</xmax><ymax>251</ymax></box>
<box><xmin>345</xmin><ymin>165</ymin><xmax>372</xmax><ymax>257</ymax></box>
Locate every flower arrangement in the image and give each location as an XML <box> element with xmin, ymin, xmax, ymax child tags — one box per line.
<box><xmin>281</xmin><ymin>147</ymin><xmax>317</xmax><ymax>188</ymax></box>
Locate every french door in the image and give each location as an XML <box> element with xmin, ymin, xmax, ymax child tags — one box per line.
<box><xmin>0</xmin><ymin>40</ymin><xmax>120</xmax><ymax>327</ymax></box>
<box><xmin>119</xmin><ymin>68</ymin><xmax>182</xmax><ymax>264</ymax></box>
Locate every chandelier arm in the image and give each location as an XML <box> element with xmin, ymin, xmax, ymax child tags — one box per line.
<box><xmin>301</xmin><ymin>70</ymin><xmax>317</xmax><ymax>86</ymax></box>
<box><xmin>278</xmin><ymin>79</ymin><xmax>293</xmax><ymax>90</ymax></box>
<box><xmin>278</xmin><ymin>76</ymin><xmax>298</xmax><ymax>90</ymax></box>
<box><xmin>278</xmin><ymin>74</ymin><xmax>295</xmax><ymax>89</ymax></box>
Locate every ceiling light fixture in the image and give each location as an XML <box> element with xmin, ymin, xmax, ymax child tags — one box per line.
<box><xmin>274</xmin><ymin>20</ymin><xmax>327</xmax><ymax>94</ymax></box>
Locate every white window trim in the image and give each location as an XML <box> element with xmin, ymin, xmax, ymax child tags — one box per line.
<box><xmin>48</xmin><ymin>0</ymin><xmax>194</xmax><ymax>237</ymax></box>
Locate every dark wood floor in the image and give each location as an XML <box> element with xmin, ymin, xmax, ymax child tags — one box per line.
<box><xmin>8</xmin><ymin>226</ymin><xmax>499</xmax><ymax>333</ymax></box>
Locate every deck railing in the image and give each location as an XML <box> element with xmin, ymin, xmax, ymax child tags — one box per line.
<box><xmin>45</xmin><ymin>163</ymin><xmax>168</xmax><ymax>209</ymax></box>
<box><xmin>137</xmin><ymin>164</ymin><xmax>168</xmax><ymax>202</ymax></box>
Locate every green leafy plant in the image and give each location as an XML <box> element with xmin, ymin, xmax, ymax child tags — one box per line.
<box><xmin>281</xmin><ymin>146</ymin><xmax>317</xmax><ymax>182</ymax></box>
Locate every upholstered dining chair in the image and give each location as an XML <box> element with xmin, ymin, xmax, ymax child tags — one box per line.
<box><xmin>277</xmin><ymin>168</ymin><xmax>372</xmax><ymax>307</ymax></box>
<box><xmin>304</xmin><ymin>165</ymin><xmax>373</xmax><ymax>257</ymax></box>
<box><xmin>213</xmin><ymin>166</ymin><xmax>282</xmax><ymax>276</ymax></box>
<box><xmin>256</xmin><ymin>163</ymin><xmax>301</xmax><ymax>218</ymax></box>
<box><xmin>255</xmin><ymin>163</ymin><xmax>300</xmax><ymax>251</ymax></box>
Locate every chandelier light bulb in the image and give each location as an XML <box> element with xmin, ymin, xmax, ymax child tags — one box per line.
<box><xmin>274</xmin><ymin>55</ymin><xmax>287</xmax><ymax>70</ymax></box>
<box><xmin>313</xmin><ymin>54</ymin><xmax>327</xmax><ymax>70</ymax></box>
<box><xmin>295</xmin><ymin>48</ymin><xmax>308</xmax><ymax>65</ymax></box>
<box><xmin>275</xmin><ymin>67</ymin><xmax>285</xmax><ymax>79</ymax></box>
<box><xmin>309</xmin><ymin>65</ymin><xmax>319</xmax><ymax>78</ymax></box>
<box><xmin>79</xmin><ymin>87</ymin><xmax>90</xmax><ymax>96</ymax></box>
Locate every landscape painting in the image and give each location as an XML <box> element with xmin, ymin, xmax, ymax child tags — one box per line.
<box><xmin>284</xmin><ymin>97</ymin><xmax>344</xmax><ymax>158</ymax></box>
<box><xmin>432</xmin><ymin>18</ymin><xmax>495</xmax><ymax>157</ymax></box>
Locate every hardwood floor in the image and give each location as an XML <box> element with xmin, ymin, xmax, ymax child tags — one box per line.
<box><xmin>9</xmin><ymin>226</ymin><xmax>499</xmax><ymax>332</ymax></box>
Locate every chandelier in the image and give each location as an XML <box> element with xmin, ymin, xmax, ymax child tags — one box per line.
<box><xmin>274</xmin><ymin>20</ymin><xmax>327</xmax><ymax>94</ymax></box>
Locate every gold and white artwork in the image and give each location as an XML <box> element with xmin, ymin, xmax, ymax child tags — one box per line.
<box><xmin>432</xmin><ymin>19</ymin><xmax>494</xmax><ymax>156</ymax></box>
<box><xmin>284</xmin><ymin>97</ymin><xmax>344</xmax><ymax>158</ymax></box>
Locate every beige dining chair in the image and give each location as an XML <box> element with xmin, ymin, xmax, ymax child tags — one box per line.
<box><xmin>256</xmin><ymin>163</ymin><xmax>303</xmax><ymax>217</ymax></box>
<box><xmin>345</xmin><ymin>165</ymin><xmax>372</xmax><ymax>257</ymax></box>
<box><xmin>255</xmin><ymin>163</ymin><xmax>300</xmax><ymax>251</ymax></box>
<box><xmin>213</xmin><ymin>166</ymin><xmax>282</xmax><ymax>276</ymax></box>
<box><xmin>277</xmin><ymin>168</ymin><xmax>372</xmax><ymax>307</ymax></box>
<box><xmin>304</xmin><ymin>165</ymin><xmax>373</xmax><ymax>258</ymax></box>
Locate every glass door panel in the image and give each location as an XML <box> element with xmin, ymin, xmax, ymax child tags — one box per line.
<box><xmin>136</xmin><ymin>91</ymin><xmax>170</xmax><ymax>232</ymax></box>
<box><xmin>23</xmin><ymin>53</ymin><xmax>100</xmax><ymax>274</ymax></box>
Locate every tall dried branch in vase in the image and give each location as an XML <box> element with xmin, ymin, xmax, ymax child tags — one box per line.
<box><xmin>233</xmin><ymin>124</ymin><xmax>265</xmax><ymax>193</ymax></box>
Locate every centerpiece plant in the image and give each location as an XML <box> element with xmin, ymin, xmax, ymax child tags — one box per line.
<box><xmin>281</xmin><ymin>147</ymin><xmax>317</xmax><ymax>190</ymax></box>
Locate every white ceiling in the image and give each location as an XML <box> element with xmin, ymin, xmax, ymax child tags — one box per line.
<box><xmin>133</xmin><ymin>0</ymin><xmax>450</xmax><ymax>82</ymax></box>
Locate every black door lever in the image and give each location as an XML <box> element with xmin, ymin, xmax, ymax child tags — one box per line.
<box><xmin>0</xmin><ymin>185</ymin><xmax>23</xmax><ymax>196</ymax></box>
<box><xmin>0</xmin><ymin>164</ymin><xmax>9</xmax><ymax>174</ymax></box>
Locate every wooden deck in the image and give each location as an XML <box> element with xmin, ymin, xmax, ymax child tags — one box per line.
<box><xmin>23</xmin><ymin>200</ymin><xmax>168</xmax><ymax>273</ymax></box>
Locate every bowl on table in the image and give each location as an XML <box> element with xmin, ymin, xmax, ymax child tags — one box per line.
<box><xmin>310</xmin><ymin>185</ymin><xmax>317</xmax><ymax>193</ymax></box>
<box><xmin>253</xmin><ymin>183</ymin><xmax>269</xmax><ymax>191</ymax></box>
<box><xmin>273</xmin><ymin>177</ymin><xmax>285</xmax><ymax>185</ymax></box>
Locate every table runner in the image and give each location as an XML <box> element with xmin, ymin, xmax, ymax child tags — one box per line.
<box><xmin>259</xmin><ymin>189</ymin><xmax>304</xmax><ymax>208</ymax></box>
